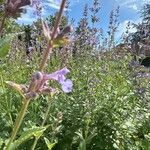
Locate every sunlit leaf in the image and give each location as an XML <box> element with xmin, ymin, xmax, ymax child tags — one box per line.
<box><xmin>6</xmin><ymin>126</ymin><xmax>47</xmax><ymax>150</ymax></box>
<box><xmin>76</xmin><ymin>132</ymin><xmax>86</xmax><ymax>150</ymax></box>
<box><xmin>44</xmin><ymin>137</ymin><xmax>56</xmax><ymax>150</ymax></box>
<box><xmin>78</xmin><ymin>140</ymin><xmax>86</xmax><ymax>150</ymax></box>
<box><xmin>0</xmin><ymin>138</ymin><xmax>3</xmax><ymax>149</ymax></box>
<box><xmin>0</xmin><ymin>33</ymin><xmax>23</xmax><ymax>58</ymax></box>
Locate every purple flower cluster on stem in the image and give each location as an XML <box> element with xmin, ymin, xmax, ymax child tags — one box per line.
<box><xmin>31</xmin><ymin>0</ymin><xmax>42</xmax><ymax>17</ymax></box>
<box><xmin>5</xmin><ymin>1</ymin><xmax>68</xmax><ymax>150</ymax></box>
<box><xmin>29</xmin><ymin>67</ymin><xmax>73</xmax><ymax>95</ymax></box>
<box><xmin>44</xmin><ymin>67</ymin><xmax>73</xmax><ymax>93</ymax></box>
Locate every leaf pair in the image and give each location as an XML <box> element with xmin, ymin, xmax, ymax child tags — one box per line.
<box><xmin>4</xmin><ymin>126</ymin><xmax>48</xmax><ymax>150</ymax></box>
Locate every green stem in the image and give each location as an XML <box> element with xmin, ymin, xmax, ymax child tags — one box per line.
<box><xmin>31</xmin><ymin>98</ymin><xmax>52</xmax><ymax>150</ymax></box>
<box><xmin>5</xmin><ymin>100</ymin><xmax>30</xmax><ymax>150</ymax></box>
<box><xmin>39</xmin><ymin>0</ymin><xmax>67</xmax><ymax>71</ymax></box>
<box><xmin>5</xmin><ymin>0</ymin><xmax>67</xmax><ymax>149</ymax></box>
<box><xmin>0</xmin><ymin>13</ymin><xmax>6</xmax><ymax>37</ymax></box>
<box><xmin>0</xmin><ymin>74</ymin><xmax>13</xmax><ymax>127</ymax></box>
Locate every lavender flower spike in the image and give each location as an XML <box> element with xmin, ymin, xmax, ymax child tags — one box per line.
<box><xmin>43</xmin><ymin>68</ymin><xmax>73</xmax><ymax>93</ymax></box>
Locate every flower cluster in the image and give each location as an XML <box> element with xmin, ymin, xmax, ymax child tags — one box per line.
<box><xmin>6</xmin><ymin>68</ymin><xmax>73</xmax><ymax>99</ymax></box>
<box><xmin>31</xmin><ymin>0</ymin><xmax>42</xmax><ymax>17</ymax></box>
<box><xmin>42</xmin><ymin>20</ymin><xmax>73</xmax><ymax>41</ymax></box>
<box><xmin>5</xmin><ymin>0</ymin><xmax>31</xmax><ymax>18</ymax></box>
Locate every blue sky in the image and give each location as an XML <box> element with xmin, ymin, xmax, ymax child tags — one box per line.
<box><xmin>17</xmin><ymin>0</ymin><xmax>150</xmax><ymax>39</ymax></box>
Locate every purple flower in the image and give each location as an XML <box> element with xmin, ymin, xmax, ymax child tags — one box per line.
<box><xmin>43</xmin><ymin>68</ymin><xmax>73</xmax><ymax>93</ymax></box>
<box><xmin>29</xmin><ymin>68</ymin><xmax>73</xmax><ymax>94</ymax></box>
<box><xmin>6</xmin><ymin>68</ymin><xmax>72</xmax><ymax>100</ymax></box>
<box><xmin>61</xmin><ymin>79</ymin><xmax>73</xmax><ymax>93</ymax></box>
<box><xmin>31</xmin><ymin>0</ymin><xmax>42</xmax><ymax>17</ymax></box>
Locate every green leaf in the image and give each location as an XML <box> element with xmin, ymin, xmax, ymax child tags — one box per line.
<box><xmin>0</xmin><ymin>138</ymin><xmax>3</xmax><ymax>149</ymax></box>
<box><xmin>78</xmin><ymin>140</ymin><xmax>86</xmax><ymax>150</ymax></box>
<box><xmin>44</xmin><ymin>137</ymin><xmax>56</xmax><ymax>150</ymax></box>
<box><xmin>76</xmin><ymin>132</ymin><xmax>86</xmax><ymax>150</ymax></box>
<box><xmin>6</xmin><ymin>126</ymin><xmax>47</xmax><ymax>150</ymax></box>
<box><xmin>0</xmin><ymin>35</ymin><xmax>11</xmax><ymax>58</ymax></box>
<box><xmin>0</xmin><ymin>33</ymin><xmax>23</xmax><ymax>58</ymax></box>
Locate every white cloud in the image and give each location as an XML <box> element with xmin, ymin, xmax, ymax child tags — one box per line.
<box><xmin>45</xmin><ymin>0</ymin><xmax>61</xmax><ymax>10</ymax></box>
<box><xmin>128</xmin><ymin>4</ymin><xmax>138</xmax><ymax>11</ymax></box>
<box><xmin>17</xmin><ymin>0</ymin><xmax>79</xmax><ymax>24</ymax></box>
<box><xmin>115</xmin><ymin>0</ymin><xmax>150</xmax><ymax>11</ymax></box>
<box><xmin>116</xmin><ymin>18</ymin><xmax>142</xmax><ymax>40</ymax></box>
<box><xmin>45</xmin><ymin>0</ymin><xmax>79</xmax><ymax>10</ymax></box>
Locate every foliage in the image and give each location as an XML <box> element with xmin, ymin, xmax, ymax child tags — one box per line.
<box><xmin>141</xmin><ymin>4</ymin><xmax>150</xmax><ymax>22</ymax></box>
<box><xmin>0</xmin><ymin>48</ymin><xmax>150</xmax><ymax>149</ymax></box>
<box><xmin>0</xmin><ymin>0</ymin><xmax>150</xmax><ymax>150</ymax></box>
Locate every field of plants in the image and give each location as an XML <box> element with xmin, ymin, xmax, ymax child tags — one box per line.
<box><xmin>0</xmin><ymin>0</ymin><xmax>150</xmax><ymax>150</ymax></box>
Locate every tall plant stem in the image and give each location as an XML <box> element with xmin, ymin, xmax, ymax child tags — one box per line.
<box><xmin>5</xmin><ymin>100</ymin><xmax>30</xmax><ymax>150</ymax></box>
<box><xmin>31</xmin><ymin>98</ymin><xmax>52</xmax><ymax>150</ymax></box>
<box><xmin>39</xmin><ymin>0</ymin><xmax>67</xmax><ymax>71</ymax></box>
<box><xmin>0</xmin><ymin>13</ymin><xmax>7</xmax><ymax>37</ymax></box>
<box><xmin>5</xmin><ymin>0</ymin><xmax>67</xmax><ymax>149</ymax></box>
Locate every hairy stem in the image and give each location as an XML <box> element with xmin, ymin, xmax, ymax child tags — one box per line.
<box><xmin>5</xmin><ymin>0</ymin><xmax>67</xmax><ymax>149</ymax></box>
<box><xmin>5</xmin><ymin>100</ymin><xmax>30</xmax><ymax>150</ymax></box>
<box><xmin>0</xmin><ymin>13</ymin><xmax>7</xmax><ymax>37</ymax></box>
<box><xmin>39</xmin><ymin>0</ymin><xmax>67</xmax><ymax>71</ymax></box>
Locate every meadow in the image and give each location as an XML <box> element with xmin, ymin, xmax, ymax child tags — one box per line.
<box><xmin>0</xmin><ymin>0</ymin><xmax>150</xmax><ymax>149</ymax></box>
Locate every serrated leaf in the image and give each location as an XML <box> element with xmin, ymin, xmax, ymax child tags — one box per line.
<box><xmin>7</xmin><ymin>126</ymin><xmax>47</xmax><ymax>150</ymax></box>
<box><xmin>44</xmin><ymin>137</ymin><xmax>56</xmax><ymax>150</ymax></box>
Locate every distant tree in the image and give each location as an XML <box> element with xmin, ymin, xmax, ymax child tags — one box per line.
<box><xmin>141</xmin><ymin>4</ymin><xmax>150</xmax><ymax>22</ymax></box>
<box><xmin>127</xmin><ymin>3</ymin><xmax>150</xmax><ymax>67</ymax></box>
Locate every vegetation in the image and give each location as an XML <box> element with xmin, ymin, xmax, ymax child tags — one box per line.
<box><xmin>0</xmin><ymin>0</ymin><xmax>150</xmax><ymax>150</ymax></box>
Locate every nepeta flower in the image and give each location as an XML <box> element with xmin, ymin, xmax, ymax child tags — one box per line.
<box><xmin>5</xmin><ymin>0</ymin><xmax>31</xmax><ymax>18</ymax></box>
<box><xmin>43</xmin><ymin>68</ymin><xmax>73</xmax><ymax>93</ymax></box>
<box><xmin>30</xmin><ymin>67</ymin><xmax>73</xmax><ymax>94</ymax></box>
<box><xmin>6</xmin><ymin>68</ymin><xmax>73</xmax><ymax>99</ymax></box>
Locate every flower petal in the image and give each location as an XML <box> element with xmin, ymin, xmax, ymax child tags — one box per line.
<box><xmin>44</xmin><ymin>67</ymin><xmax>70</xmax><ymax>81</ymax></box>
<box><xmin>61</xmin><ymin>79</ymin><xmax>73</xmax><ymax>93</ymax></box>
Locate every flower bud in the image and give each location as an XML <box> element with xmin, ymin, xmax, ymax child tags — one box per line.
<box><xmin>33</xmin><ymin>71</ymin><xmax>43</xmax><ymax>81</ymax></box>
<box><xmin>25</xmin><ymin>91</ymin><xmax>38</xmax><ymax>100</ymax></box>
<box><xmin>62</xmin><ymin>26</ymin><xmax>73</xmax><ymax>34</ymax></box>
<box><xmin>57</xmin><ymin>26</ymin><xmax>73</xmax><ymax>38</ymax></box>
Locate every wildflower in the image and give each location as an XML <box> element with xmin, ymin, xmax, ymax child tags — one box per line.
<box><xmin>42</xmin><ymin>20</ymin><xmax>72</xmax><ymax>48</ymax></box>
<box><xmin>43</xmin><ymin>67</ymin><xmax>73</xmax><ymax>93</ymax></box>
<box><xmin>57</xmin><ymin>26</ymin><xmax>73</xmax><ymax>38</ymax></box>
<box><xmin>26</xmin><ymin>47</ymin><xmax>34</xmax><ymax>57</ymax></box>
<box><xmin>30</xmin><ymin>68</ymin><xmax>73</xmax><ymax>94</ymax></box>
<box><xmin>5</xmin><ymin>0</ymin><xmax>31</xmax><ymax>18</ymax></box>
<box><xmin>6</xmin><ymin>68</ymin><xmax>73</xmax><ymax>99</ymax></box>
<box><xmin>31</xmin><ymin>0</ymin><xmax>42</xmax><ymax>16</ymax></box>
